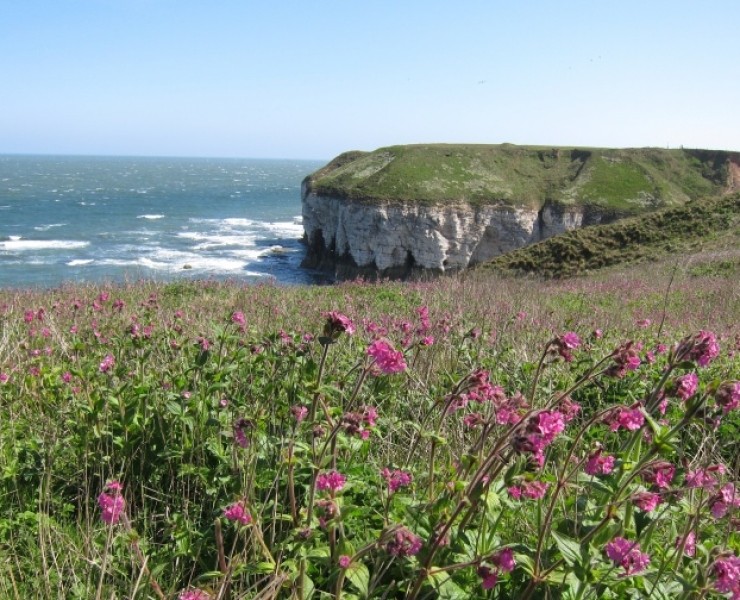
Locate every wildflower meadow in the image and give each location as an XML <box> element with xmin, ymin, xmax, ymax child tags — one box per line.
<box><xmin>0</xmin><ymin>265</ymin><xmax>738</xmax><ymax>599</ymax></box>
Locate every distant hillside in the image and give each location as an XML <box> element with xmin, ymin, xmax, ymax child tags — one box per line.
<box><xmin>479</xmin><ymin>192</ymin><xmax>740</xmax><ymax>278</ymax></box>
<box><xmin>307</xmin><ymin>144</ymin><xmax>739</xmax><ymax>213</ymax></box>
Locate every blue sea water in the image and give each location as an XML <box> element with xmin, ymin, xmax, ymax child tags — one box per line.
<box><xmin>0</xmin><ymin>155</ymin><xmax>327</xmax><ymax>288</ymax></box>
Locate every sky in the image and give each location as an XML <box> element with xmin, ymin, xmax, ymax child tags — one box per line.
<box><xmin>1</xmin><ymin>0</ymin><xmax>739</xmax><ymax>160</ymax></box>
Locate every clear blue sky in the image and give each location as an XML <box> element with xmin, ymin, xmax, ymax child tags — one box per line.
<box><xmin>2</xmin><ymin>0</ymin><xmax>738</xmax><ymax>159</ymax></box>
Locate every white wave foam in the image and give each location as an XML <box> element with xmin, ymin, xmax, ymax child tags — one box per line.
<box><xmin>177</xmin><ymin>231</ymin><xmax>256</xmax><ymax>249</ymax></box>
<box><xmin>34</xmin><ymin>223</ymin><xmax>67</xmax><ymax>231</ymax></box>
<box><xmin>137</xmin><ymin>214</ymin><xmax>165</xmax><ymax>220</ymax></box>
<box><xmin>0</xmin><ymin>240</ymin><xmax>89</xmax><ymax>251</ymax></box>
<box><xmin>259</xmin><ymin>220</ymin><xmax>305</xmax><ymax>238</ymax></box>
<box><xmin>221</xmin><ymin>218</ymin><xmax>255</xmax><ymax>227</ymax></box>
<box><xmin>67</xmin><ymin>259</ymin><xmax>94</xmax><ymax>266</ymax></box>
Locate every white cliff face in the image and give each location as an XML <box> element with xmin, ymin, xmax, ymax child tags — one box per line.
<box><xmin>302</xmin><ymin>189</ymin><xmax>589</xmax><ymax>275</ymax></box>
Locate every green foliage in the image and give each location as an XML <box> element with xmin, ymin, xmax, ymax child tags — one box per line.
<box><xmin>482</xmin><ymin>193</ymin><xmax>740</xmax><ymax>278</ymax></box>
<box><xmin>0</xmin><ymin>265</ymin><xmax>737</xmax><ymax>598</ymax></box>
<box><xmin>306</xmin><ymin>144</ymin><xmax>736</xmax><ymax>211</ymax></box>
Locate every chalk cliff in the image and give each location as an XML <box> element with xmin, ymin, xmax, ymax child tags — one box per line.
<box><xmin>302</xmin><ymin>191</ymin><xmax>610</xmax><ymax>278</ymax></box>
<box><xmin>301</xmin><ymin>144</ymin><xmax>738</xmax><ymax>279</ymax></box>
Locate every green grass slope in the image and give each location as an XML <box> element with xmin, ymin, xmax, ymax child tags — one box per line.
<box><xmin>307</xmin><ymin>144</ymin><xmax>738</xmax><ymax>213</ymax></box>
<box><xmin>479</xmin><ymin>192</ymin><xmax>740</xmax><ymax>278</ymax></box>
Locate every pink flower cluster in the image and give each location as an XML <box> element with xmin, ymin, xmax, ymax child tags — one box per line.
<box><xmin>608</xmin><ymin>404</ymin><xmax>645</xmax><ymax>432</ymax></box>
<box><xmin>316</xmin><ymin>470</ymin><xmax>346</xmax><ymax>493</ymax></box>
<box><xmin>291</xmin><ymin>404</ymin><xmax>309</xmax><ymax>422</ymax></box>
<box><xmin>98</xmin><ymin>481</ymin><xmax>125</xmax><ymax>525</ymax></box>
<box><xmin>670</xmin><ymin>372</ymin><xmax>698</xmax><ymax>401</ymax></box>
<box><xmin>716</xmin><ymin>381</ymin><xmax>740</xmax><ymax>414</ymax></box>
<box><xmin>605</xmin><ymin>537</ymin><xmax>651</xmax><ymax>575</ymax></box>
<box><xmin>99</xmin><ymin>354</ymin><xmax>115</xmax><ymax>373</ymax></box>
<box><xmin>233</xmin><ymin>417</ymin><xmax>253</xmax><ymax>448</ymax></box>
<box><xmin>477</xmin><ymin>547</ymin><xmax>516</xmax><ymax>590</ymax></box>
<box><xmin>553</xmin><ymin>331</ymin><xmax>581</xmax><ymax>362</ymax></box>
<box><xmin>507</xmin><ymin>480</ymin><xmax>549</xmax><ymax>500</ymax></box>
<box><xmin>584</xmin><ymin>449</ymin><xmax>615</xmax><ymax>476</ymax></box>
<box><xmin>386</xmin><ymin>527</ymin><xmax>422</xmax><ymax>557</ymax></box>
<box><xmin>514</xmin><ymin>409</ymin><xmax>565</xmax><ymax>467</ymax></box>
<box><xmin>711</xmin><ymin>554</ymin><xmax>740</xmax><ymax>598</ymax></box>
<box><xmin>367</xmin><ymin>339</ymin><xmax>407</xmax><ymax>375</ymax></box>
<box><xmin>606</xmin><ymin>342</ymin><xmax>641</xmax><ymax>378</ymax></box>
<box><xmin>709</xmin><ymin>483</ymin><xmax>740</xmax><ymax>519</ymax></box>
<box><xmin>462</xmin><ymin>370</ymin><xmax>506</xmax><ymax>405</ymax></box>
<box><xmin>381</xmin><ymin>468</ymin><xmax>413</xmax><ymax>493</ymax></box>
<box><xmin>341</xmin><ymin>405</ymin><xmax>378</xmax><ymax>439</ymax></box>
<box><xmin>678</xmin><ymin>330</ymin><xmax>720</xmax><ymax>368</ymax></box>
<box><xmin>223</xmin><ymin>500</ymin><xmax>251</xmax><ymax>525</ymax></box>
<box><xmin>324</xmin><ymin>311</ymin><xmax>355</xmax><ymax>338</ymax></box>
<box><xmin>632</xmin><ymin>491</ymin><xmax>661</xmax><ymax>513</ymax></box>
<box><xmin>641</xmin><ymin>461</ymin><xmax>675</xmax><ymax>489</ymax></box>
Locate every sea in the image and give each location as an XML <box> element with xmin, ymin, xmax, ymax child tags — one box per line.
<box><xmin>0</xmin><ymin>155</ymin><xmax>328</xmax><ymax>288</ymax></box>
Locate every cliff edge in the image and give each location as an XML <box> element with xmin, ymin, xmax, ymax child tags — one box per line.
<box><xmin>301</xmin><ymin>144</ymin><xmax>739</xmax><ymax>279</ymax></box>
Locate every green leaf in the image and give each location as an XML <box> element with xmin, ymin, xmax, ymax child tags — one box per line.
<box><xmin>551</xmin><ymin>531</ymin><xmax>583</xmax><ymax>567</ymax></box>
<box><xmin>426</xmin><ymin>571</ymin><xmax>468</xmax><ymax>600</ymax></box>
<box><xmin>345</xmin><ymin>562</ymin><xmax>369</xmax><ymax>598</ymax></box>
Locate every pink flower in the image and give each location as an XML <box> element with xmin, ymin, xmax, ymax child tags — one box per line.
<box><xmin>671</xmin><ymin>373</ymin><xmax>698</xmax><ymax>401</ymax></box>
<box><xmin>632</xmin><ymin>491</ymin><xmax>661</xmax><ymax>512</ymax></box>
<box><xmin>506</xmin><ymin>485</ymin><xmax>522</xmax><ymax>499</ymax></box>
<box><xmin>678</xmin><ymin>330</ymin><xmax>720</xmax><ymax>368</ymax></box>
<box><xmin>636</xmin><ymin>318</ymin><xmax>651</xmax><ymax>328</ymax></box>
<box><xmin>99</xmin><ymin>354</ymin><xmax>115</xmax><ymax>373</ymax></box>
<box><xmin>381</xmin><ymin>468</ymin><xmax>413</xmax><ymax>493</ymax></box>
<box><xmin>233</xmin><ymin>418</ymin><xmax>253</xmax><ymax>448</ymax></box>
<box><xmin>685</xmin><ymin>464</ymin><xmax>724</xmax><ymax>489</ymax></box>
<box><xmin>98</xmin><ymin>481</ymin><xmax>125</xmax><ymax>525</ymax></box>
<box><xmin>527</xmin><ymin>410</ymin><xmax>565</xmax><ymax>442</ymax></box>
<box><xmin>324</xmin><ymin>311</ymin><xmax>355</xmax><ymax>337</ymax></box>
<box><xmin>716</xmin><ymin>381</ymin><xmax>740</xmax><ymax>414</ymax></box>
<box><xmin>0</xmin><ymin>372</ymin><xmax>10</xmax><ymax>384</ymax></box>
<box><xmin>609</xmin><ymin>405</ymin><xmax>645</xmax><ymax>432</ymax></box>
<box><xmin>676</xmin><ymin>531</ymin><xmax>696</xmax><ymax>557</ymax></box>
<box><xmin>585</xmin><ymin>450</ymin><xmax>615</xmax><ymax>476</ymax></box>
<box><xmin>606</xmin><ymin>342</ymin><xmax>641</xmax><ymax>378</ymax></box>
<box><xmin>491</xmin><ymin>547</ymin><xmax>516</xmax><ymax>573</ymax></box>
<box><xmin>231</xmin><ymin>311</ymin><xmax>246</xmax><ymax>326</ymax></box>
<box><xmin>386</xmin><ymin>527</ymin><xmax>422</xmax><ymax>557</ymax></box>
<box><xmin>554</xmin><ymin>332</ymin><xmax>581</xmax><ymax>362</ymax></box>
<box><xmin>605</xmin><ymin>537</ymin><xmax>651</xmax><ymax>575</ymax></box>
<box><xmin>711</xmin><ymin>555</ymin><xmax>740</xmax><ymax>597</ymax></box>
<box><xmin>463</xmin><ymin>412</ymin><xmax>486</xmax><ymax>428</ymax></box>
<box><xmin>558</xmin><ymin>395</ymin><xmax>581</xmax><ymax>423</ymax></box>
<box><xmin>224</xmin><ymin>501</ymin><xmax>251</xmax><ymax>526</ymax></box>
<box><xmin>477</xmin><ymin>565</ymin><xmax>499</xmax><ymax>590</ymax></box>
<box><xmin>179</xmin><ymin>589</ymin><xmax>212</xmax><ymax>600</ymax></box>
<box><xmin>316</xmin><ymin>470</ymin><xmax>346</xmax><ymax>493</ymax></box>
<box><xmin>291</xmin><ymin>405</ymin><xmax>309</xmax><ymax>422</ymax></box>
<box><xmin>642</xmin><ymin>461</ymin><xmax>675</xmax><ymax>489</ymax></box>
<box><xmin>362</xmin><ymin>405</ymin><xmax>378</xmax><ymax>426</ymax></box>
<box><xmin>709</xmin><ymin>483</ymin><xmax>740</xmax><ymax>519</ymax></box>
<box><xmin>508</xmin><ymin>480</ymin><xmax>549</xmax><ymax>500</ymax></box>
<box><xmin>338</xmin><ymin>555</ymin><xmax>351</xmax><ymax>569</ymax></box>
<box><xmin>367</xmin><ymin>339</ymin><xmax>407</xmax><ymax>374</ymax></box>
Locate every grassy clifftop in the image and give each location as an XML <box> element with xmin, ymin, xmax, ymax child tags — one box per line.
<box><xmin>307</xmin><ymin>144</ymin><xmax>738</xmax><ymax>212</ymax></box>
<box><xmin>479</xmin><ymin>192</ymin><xmax>740</xmax><ymax>278</ymax></box>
